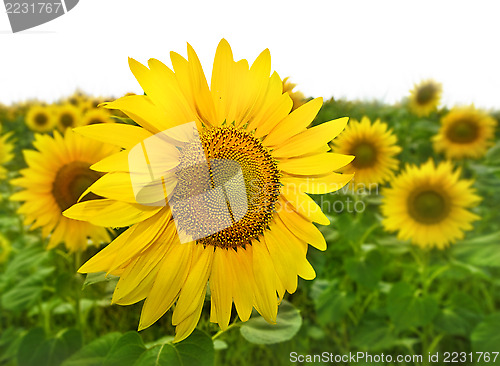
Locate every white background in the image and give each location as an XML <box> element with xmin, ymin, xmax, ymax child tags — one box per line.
<box><xmin>1</xmin><ymin>0</ymin><xmax>499</xmax><ymax>109</ymax></box>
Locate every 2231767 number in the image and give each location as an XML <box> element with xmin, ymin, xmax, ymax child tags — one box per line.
<box><xmin>443</xmin><ymin>352</ymin><xmax>499</xmax><ymax>363</ymax></box>
<box><xmin>5</xmin><ymin>2</ymin><xmax>63</xmax><ymax>14</ymax></box>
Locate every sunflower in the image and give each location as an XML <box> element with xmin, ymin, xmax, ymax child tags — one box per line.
<box><xmin>25</xmin><ymin>104</ymin><xmax>57</xmax><ymax>132</ymax></box>
<box><xmin>82</xmin><ymin>108</ymin><xmax>113</xmax><ymax>126</ymax></box>
<box><xmin>408</xmin><ymin>79</ymin><xmax>442</xmax><ymax>117</ymax></box>
<box><xmin>282</xmin><ymin>77</ymin><xmax>306</xmax><ymax>111</ymax></box>
<box><xmin>54</xmin><ymin>104</ymin><xmax>82</xmax><ymax>131</ymax></box>
<box><xmin>330</xmin><ymin>116</ymin><xmax>401</xmax><ymax>189</ymax></box>
<box><xmin>63</xmin><ymin>39</ymin><xmax>354</xmax><ymax>342</ymax></box>
<box><xmin>433</xmin><ymin>106</ymin><xmax>497</xmax><ymax>159</ymax></box>
<box><xmin>0</xmin><ymin>132</ymin><xmax>14</xmax><ymax>179</ymax></box>
<box><xmin>10</xmin><ymin>130</ymin><xmax>117</xmax><ymax>252</ymax></box>
<box><xmin>381</xmin><ymin>159</ymin><xmax>480</xmax><ymax>249</ymax></box>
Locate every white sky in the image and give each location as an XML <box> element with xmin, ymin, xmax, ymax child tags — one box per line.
<box><xmin>1</xmin><ymin>0</ymin><xmax>500</xmax><ymax>109</ymax></box>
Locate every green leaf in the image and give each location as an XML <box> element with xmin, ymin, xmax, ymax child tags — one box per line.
<box><xmin>345</xmin><ymin>250</ymin><xmax>383</xmax><ymax>289</ymax></box>
<box><xmin>240</xmin><ymin>300</ymin><xmax>302</xmax><ymax>345</ymax></box>
<box><xmin>62</xmin><ymin>332</ymin><xmax>122</xmax><ymax>366</ymax></box>
<box><xmin>83</xmin><ymin>272</ymin><xmax>119</xmax><ymax>289</ymax></box>
<box><xmin>471</xmin><ymin>313</ymin><xmax>500</xmax><ymax>352</ymax></box>
<box><xmin>312</xmin><ymin>280</ymin><xmax>355</xmax><ymax>324</ymax></box>
<box><xmin>104</xmin><ymin>332</ymin><xmax>146</xmax><ymax>366</ymax></box>
<box><xmin>1</xmin><ymin>266</ymin><xmax>55</xmax><ymax>311</ymax></box>
<box><xmin>133</xmin><ymin>330</ymin><xmax>214</xmax><ymax>366</ymax></box>
<box><xmin>352</xmin><ymin>319</ymin><xmax>397</xmax><ymax>351</ymax></box>
<box><xmin>17</xmin><ymin>327</ymin><xmax>46</xmax><ymax>366</ymax></box>
<box><xmin>17</xmin><ymin>328</ymin><xmax>82</xmax><ymax>366</ymax></box>
<box><xmin>387</xmin><ymin>282</ymin><xmax>438</xmax><ymax>330</ymax></box>
<box><xmin>452</xmin><ymin>232</ymin><xmax>500</xmax><ymax>267</ymax></box>
<box><xmin>435</xmin><ymin>308</ymin><xmax>470</xmax><ymax>336</ymax></box>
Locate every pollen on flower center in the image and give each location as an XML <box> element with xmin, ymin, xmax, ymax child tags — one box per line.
<box><xmin>446</xmin><ymin>119</ymin><xmax>479</xmax><ymax>143</ymax></box>
<box><xmin>52</xmin><ymin>161</ymin><xmax>102</xmax><ymax>211</ymax></box>
<box><xmin>408</xmin><ymin>189</ymin><xmax>449</xmax><ymax>224</ymax></box>
<box><xmin>171</xmin><ymin>127</ymin><xmax>281</xmax><ymax>249</ymax></box>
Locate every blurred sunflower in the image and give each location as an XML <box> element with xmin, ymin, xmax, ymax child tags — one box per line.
<box><xmin>65</xmin><ymin>90</ymin><xmax>88</xmax><ymax>110</ymax></box>
<box><xmin>0</xmin><ymin>233</ymin><xmax>11</xmax><ymax>263</ymax></box>
<box><xmin>330</xmin><ymin>116</ymin><xmax>401</xmax><ymax>189</ymax></box>
<box><xmin>64</xmin><ymin>39</ymin><xmax>353</xmax><ymax>342</ymax></box>
<box><xmin>11</xmin><ymin>130</ymin><xmax>117</xmax><ymax>252</ymax></box>
<box><xmin>82</xmin><ymin>108</ymin><xmax>113</xmax><ymax>125</ymax></box>
<box><xmin>25</xmin><ymin>104</ymin><xmax>57</xmax><ymax>132</ymax></box>
<box><xmin>282</xmin><ymin>77</ymin><xmax>306</xmax><ymax>111</ymax></box>
<box><xmin>0</xmin><ymin>132</ymin><xmax>14</xmax><ymax>179</ymax></box>
<box><xmin>408</xmin><ymin>79</ymin><xmax>442</xmax><ymax>117</ymax></box>
<box><xmin>55</xmin><ymin>104</ymin><xmax>82</xmax><ymax>131</ymax></box>
<box><xmin>381</xmin><ymin>159</ymin><xmax>480</xmax><ymax>249</ymax></box>
<box><xmin>433</xmin><ymin>106</ymin><xmax>497</xmax><ymax>159</ymax></box>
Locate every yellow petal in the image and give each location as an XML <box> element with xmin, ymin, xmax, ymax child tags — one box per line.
<box><xmin>279</xmin><ymin>153</ymin><xmax>354</xmax><ymax>176</ymax></box>
<box><xmin>264</xmin><ymin>98</ymin><xmax>323</xmax><ymax>146</ymax></box>
<box><xmin>138</xmin><ymin>243</ymin><xmax>193</xmax><ymax>329</ymax></box>
<box><xmin>209</xmin><ymin>248</ymin><xmax>233</xmax><ymax>330</ymax></box>
<box><xmin>74</xmin><ymin>123</ymin><xmax>153</xmax><ymax>149</ymax></box>
<box><xmin>276</xmin><ymin>201</ymin><xmax>327</xmax><ymax>251</ymax></box>
<box><xmin>172</xmin><ymin>245</ymin><xmax>214</xmax><ymax>325</ymax></box>
<box><xmin>271</xmin><ymin>117</ymin><xmax>349</xmax><ymax>157</ymax></box>
<box><xmin>281</xmin><ymin>172</ymin><xmax>354</xmax><ymax>194</ymax></box>
<box><xmin>280</xmin><ymin>189</ymin><xmax>330</xmax><ymax>225</ymax></box>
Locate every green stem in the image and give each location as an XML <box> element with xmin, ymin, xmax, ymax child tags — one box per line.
<box><xmin>74</xmin><ymin>251</ymin><xmax>83</xmax><ymax>332</ymax></box>
<box><xmin>212</xmin><ymin>320</ymin><xmax>240</xmax><ymax>340</ymax></box>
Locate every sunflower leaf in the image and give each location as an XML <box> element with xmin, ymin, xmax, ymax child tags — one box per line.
<box><xmin>240</xmin><ymin>300</ymin><xmax>302</xmax><ymax>345</ymax></box>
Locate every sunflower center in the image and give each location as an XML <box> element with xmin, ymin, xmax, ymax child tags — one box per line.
<box><xmin>446</xmin><ymin>119</ymin><xmax>479</xmax><ymax>143</ymax></box>
<box><xmin>34</xmin><ymin>113</ymin><xmax>48</xmax><ymax>126</ymax></box>
<box><xmin>351</xmin><ymin>142</ymin><xmax>377</xmax><ymax>168</ymax></box>
<box><xmin>170</xmin><ymin>127</ymin><xmax>281</xmax><ymax>248</ymax></box>
<box><xmin>52</xmin><ymin>161</ymin><xmax>102</xmax><ymax>211</ymax></box>
<box><xmin>416</xmin><ymin>84</ymin><xmax>437</xmax><ymax>104</ymax></box>
<box><xmin>60</xmin><ymin>113</ymin><xmax>75</xmax><ymax>128</ymax></box>
<box><xmin>409</xmin><ymin>189</ymin><xmax>449</xmax><ymax>224</ymax></box>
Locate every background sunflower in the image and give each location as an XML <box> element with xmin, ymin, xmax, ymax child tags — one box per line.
<box><xmin>433</xmin><ymin>105</ymin><xmax>497</xmax><ymax>159</ymax></box>
<box><xmin>10</xmin><ymin>130</ymin><xmax>117</xmax><ymax>252</ymax></box>
<box><xmin>381</xmin><ymin>159</ymin><xmax>481</xmax><ymax>249</ymax></box>
<box><xmin>408</xmin><ymin>79</ymin><xmax>442</xmax><ymax>117</ymax></box>
<box><xmin>330</xmin><ymin>116</ymin><xmax>401</xmax><ymax>189</ymax></box>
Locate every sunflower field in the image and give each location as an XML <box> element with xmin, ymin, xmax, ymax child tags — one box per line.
<box><xmin>0</xmin><ymin>42</ymin><xmax>500</xmax><ymax>366</ymax></box>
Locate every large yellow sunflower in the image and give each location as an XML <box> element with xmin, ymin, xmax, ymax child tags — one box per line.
<box><xmin>282</xmin><ymin>77</ymin><xmax>306</xmax><ymax>111</ymax></box>
<box><xmin>11</xmin><ymin>130</ymin><xmax>117</xmax><ymax>252</ymax></box>
<box><xmin>381</xmin><ymin>159</ymin><xmax>480</xmax><ymax>249</ymax></box>
<box><xmin>433</xmin><ymin>106</ymin><xmax>497</xmax><ymax>159</ymax></box>
<box><xmin>330</xmin><ymin>116</ymin><xmax>401</xmax><ymax>189</ymax></box>
<box><xmin>0</xmin><ymin>132</ymin><xmax>14</xmax><ymax>179</ymax></box>
<box><xmin>63</xmin><ymin>39</ymin><xmax>354</xmax><ymax>342</ymax></box>
<box><xmin>25</xmin><ymin>104</ymin><xmax>57</xmax><ymax>132</ymax></box>
<box><xmin>54</xmin><ymin>104</ymin><xmax>82</xmax><ymax>131</ymax></box>
<box><xmin>408</xmin><ymin>79</ymin><xmax>442</xmax><ymax>117</ymax></box>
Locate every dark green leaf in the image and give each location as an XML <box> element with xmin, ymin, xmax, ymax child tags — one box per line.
<box><xmin>471</xmin><ymin>313</ymin><xmax>500</xmax><ymax>352</ymax></box>
<box><xmin>387</xmin><ymin>282</ymin><xmax>438</xmax><ymax>330</ymax></box>
<box><xmin>133</xmin><ymin>330</ymin><xmax>213</xmax><ymax>366</ymax></box>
